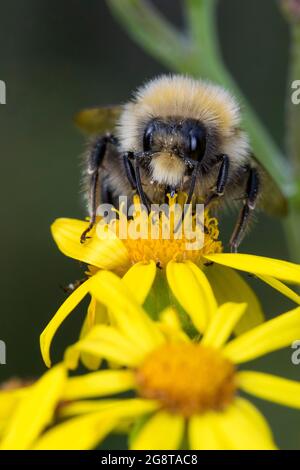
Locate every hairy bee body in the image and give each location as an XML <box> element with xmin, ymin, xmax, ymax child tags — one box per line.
<box><xmin>79</xmin><ymin>75</ymin><xmax>287</xmax><ymax>249</ymax></box>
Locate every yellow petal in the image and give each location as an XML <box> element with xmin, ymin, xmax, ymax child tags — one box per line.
<box><xmin>60</xmin><ymin>398</ymin><xmax>159</xmax><ymax>419</ymax></box>
<box><xmin>204</xmin><ymin>263</ymin><xmax>264</xmax><ymax>334</ymax></box>
<box><xmin>51</xmin><ymin>218</ymin><xmax>129</xmax><ymax>270</ymax></box>
<box><xmin>52</xmin><ymin>399</ymin><xmax>159</xmax><ymax>447</ymax></box>
<box><xmin>223</xmin><ymin>306</ymin><xmax>300</xmax><ymax>363</ymax></box>
<box><xmin>158</xmin><ymin>307</ymin><xmax>190</xmax><ymax>342</ymax></box>
<box><xmin>0</xmin><ymin>388</ymin><xmax>27</xmax><ymax>419</ymax></box>
<box><xmin>255</xmin><ymin>274</ymin><xmax>300</xmax><ymax>305</ymax></box>
<box><xmin>104</xmin><ymin>398</ymin><xmax>159</xmax><ymax>419</ymax></box>
<box><xmin>40</xmin><ymin>278</ymin><xmax>92</xmax><ymax>368</ymax></box>
<box><xmin>63</xmin><ymin>370</ymin><xmax>135</xmax><ymax>400</ymax></box>
<box><xmin>51</xmin><ymin>218</ymin><xmax>128</xmax><ymax>269</ymax></box>
<box><xmin>90</xmin><ymin>271</ymin><xmax>164</xmax><ymax>352</ymax></box>
<box><xmin>58</xmin><ymin>399</ymin><xmax>120</xmax><ymax>418</ymax></box>
<box><xmin>233</xmin><ymin>397</ymin><xmax>274</xmax><ymax>442</ymax></box>
<box><xmin>131</xmin><ymin>411</ymin><xmax>184</xmax><ymax>450</ymax></box>
<box><xmin>202</xmin><ymin>303</ymin><xmax>247</xmax><ymax>349</ymax></box>
<box><xmin>159</xmin><ymin>306</ymin><xmax>182</xmax><ymax>330</ymax></box>
<box><xmin>64</xmin><ymin>324</ymin><xmax>145</xmax><ymax>369</ymax></box>
<box><xmin>79</xmin><ymin>297</ymin><xmax>107</xmax><ymax>370</ymax></box>
<box><xmin>188</xmin><ymin>413</ymin><xmax>230</xmax><ymax>450</ymax></box>
<box><xmin>0</xmin><ymin>393</ymin><xmax>18</xmax><ymax>425</ymax></box>
<box><xmin>81</xmin><ymin>296</ymin><xmax>108</xmax><ymax>335</ymax></box>
<box><xmin>33</xmin><ymin>412</ymin><xmax>117</xmax><ymax>450</ymax></box>
<box><xmin>238</xmin><ymin>371</ymin><xmax>300</xmax><ymax>408</ymax></box>
<box><xmin>205</xmin><ymin>253</ymin><xmax>300</xmax><ymax>286</ymax></box>
<box><xmin>0</xmin><ymin>364</ymin><xmax>66</xmax><ymax>450</ymax></box>
<box><xmin>166</xmin><ymin>261</ymin><xmax>217</xmax><ymax>332</ymax></box>
<box><xmin>122</xmin><ymin>261</ymin><xmax>156</xmax><ymax>304</ymax></box>
<box><xmin>216</xmin><ymin>398</ymin><xmax>276</xmax><ymax>450</ymax></box>
<box><xmin>0</xmin><ymin>389</ymin><xmax>28</xmax><ymax>437</ymax></box>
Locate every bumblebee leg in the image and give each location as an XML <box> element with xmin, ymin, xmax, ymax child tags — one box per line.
<box><xmin>81</xmin><ymin>134</ymin><xmax>118</xmax><ymax>243</ymax></box>
<box><xmin>134</xmin><ymin>154</ymin><xmax>151</xmax><ymax>212</ymax></box>
<box><xmin>123</xmin><ymin>151</ymin><xmax>137</xmax><ymax>190</ymax></box>
<box><xmin>186</xmin><ymin>163</ymin><xmax>201</xmax><ymax>205</ymax></box>
<box><xmin>229</xmin><ymin>167</ymin><xmax>260</xmax><ymax>253</ymax></box>
<box><xmin>60</xmin><ymin>278</ymin><xmax>87</xmax><ymax>295</ymax></box>
<box><xmin>204</xmin><ymin>155</ymin><xmax>230</xmax><ymax>207</ymax></box>
<box><xmin>101</xmin><ymin>177</ymin><xmax>115</xmax><ymax>205</ymax></box>
<box><xmin>173</xmin><ymin>163</ymin><xmax>201</xmax><ymax>233</ymax></box>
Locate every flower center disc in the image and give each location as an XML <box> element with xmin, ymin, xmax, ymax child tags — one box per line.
<box><xmin>120</xmin><ymin>198</ymin><xmax>222</xmax><ymax>268</ymax></box>
<box><xmin>136</xmin><ymin>343</ymin><xmax>236</xmax><ymax>417</ymax></box>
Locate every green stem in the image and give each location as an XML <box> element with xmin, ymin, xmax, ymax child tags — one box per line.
<box><xmin>285</xmin><ymin>21</ymin><xmax>300</xmax><ymax>262</ymax></box>
<box><xmin>107</xmin><ymin>0</ymin><xmax>197</xmax><ymax>74</ymax></box>
<box><xmin>287</xmin><ymin>23</ymin><xmax>300</xmax><ymax>180</ymax></box>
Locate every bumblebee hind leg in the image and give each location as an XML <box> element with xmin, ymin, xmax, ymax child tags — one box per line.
<box><xmin>81</xmin><ymin>134</ymin><xmax>118</xmax><ymax>243</ymax></box>
<box><xmin>229</xmin><ymin>166</ymin><xmax>260</xmax><ymax>253</ymax></box>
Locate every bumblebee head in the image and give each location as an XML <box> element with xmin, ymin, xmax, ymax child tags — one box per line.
<box><xmin>143</xmin><ymin>117</ymin><xmax>207</xmax><ymax>164</ymax></box>
<box><xmin>139</xmin><ymin>118</ymin><xmax>208</xmax><ymax>186</ymax></box>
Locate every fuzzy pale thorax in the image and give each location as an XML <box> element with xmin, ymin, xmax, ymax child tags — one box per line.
<box><xmin>118</xmin><ymin>75</ymin><xmax>245</xmax><ymax>146</ymax></box>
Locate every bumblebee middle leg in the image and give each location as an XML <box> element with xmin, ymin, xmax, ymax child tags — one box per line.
<box><xmin>229</xmin><ymin>166</ymin><xmax>260</xmax><ymax>253</ymax></box>
<box><xmin>81</xmin><ymin>134</ymin><xmax>118</xmax><ymax>243</ymax></box>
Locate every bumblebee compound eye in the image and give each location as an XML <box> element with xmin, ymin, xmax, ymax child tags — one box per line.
<box><xmin>188</xmin><ymin>123</ymin><xmax>207</xmax><ymax>162</ymax></box>
<box><xmin>143</xmin><ymin>122</ymin><xmax>156</xmax><ymax>152</ymax></box>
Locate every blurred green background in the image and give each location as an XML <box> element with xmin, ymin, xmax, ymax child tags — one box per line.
<box><xmin>0</xmin><ymin>0</ymin><xmax>299</xmax><ymax>449</ymax></box>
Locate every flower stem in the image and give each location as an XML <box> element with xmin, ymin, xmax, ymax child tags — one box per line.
<box><xmin>285</xmin><ymin>20</ymin><xmax>300</xmax><ymax>261</ymax></box>
<box><xmin>287</xmin><ymin>23</ymin><xmax>300</xmax><ymax>180</ymax></box>
<box><xmin>106</xmin><ymin>0</ymin><xmax>197</xmax><ymax>74</ymax></box>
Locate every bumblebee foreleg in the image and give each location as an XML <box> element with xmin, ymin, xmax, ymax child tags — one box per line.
<box><xmin>204</xmin><ymin>154</ymin><xmax>230</xmax><ymax>207</ymax></box>
<box><xmin>229</xmin><ymin>166</ymin><xmax>260</xmax><ymax>253</ymax></box>
<box><xmin>81</xmin><ymin>134</ymin><xmax>118</xmax><ymax>243</ymax></box>
<box><xmin>123</xmin><ymin>151</ymin><xmax>137</xmax><ymax>190</ymax></box>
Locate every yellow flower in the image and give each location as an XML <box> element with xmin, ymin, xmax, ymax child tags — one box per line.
<box><xmin>41</xmin><ymin>198</ymin><xmax>300</xmax><ymax>367</ymax></box>
<box><xmin>0</xmin><ymin>365</ymin><xmax>123</xmax><ymax>450</ymax></box>
<box><xmin>36</xmin><ymin>272</ymin><xmax>300</xmax><ymax>450</ymax></box>
<box><xmin>0</xmin><ymin>365</ymin><xmax>66</xmax><ymax>450</ymax></box>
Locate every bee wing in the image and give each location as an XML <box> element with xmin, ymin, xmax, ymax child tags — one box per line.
<box><xmin>74</xmin><ymin>105</ymin><xmax>123</xmax><ymax>135</ymax></box>
<box><xmin>252</xmin><ymin>155</ymin><xmax>288</xmax><ymax>216</ymax></box>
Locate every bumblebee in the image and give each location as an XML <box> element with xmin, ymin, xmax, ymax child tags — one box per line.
<box><xmin>76</xmin><ymin>75</ymin><xmax>287</xmax><ymax>251</ymax></box>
